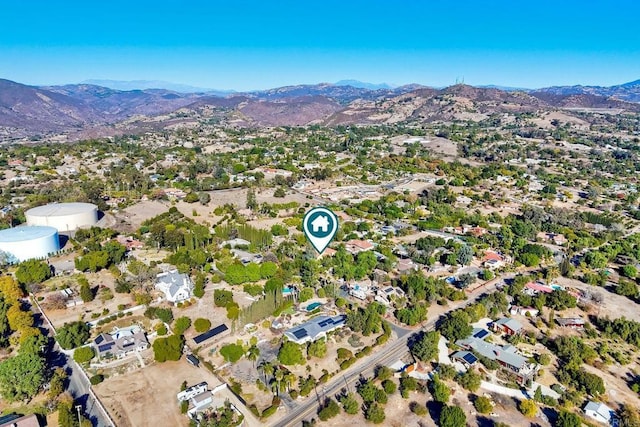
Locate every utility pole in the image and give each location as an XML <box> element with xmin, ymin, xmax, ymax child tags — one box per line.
<box><xmin>75</xmin><ymin>405</ymin><xmax>82</xmax><ymax>425</ymax></box>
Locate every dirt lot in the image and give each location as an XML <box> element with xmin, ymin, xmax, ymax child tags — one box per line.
<box><xmin>556</xmin><ymin>276</ymin><xmax>640</xmax><ymax>323</ymax></box>
<box><xmin>40</xmin><ymin>270</ymin><xmax>132</xmax><ymax>328</ymax></box>
<box><xmin>94</xmin><ymin>359</ymin><xmax>223</xmax><ymax>427</ymax></box>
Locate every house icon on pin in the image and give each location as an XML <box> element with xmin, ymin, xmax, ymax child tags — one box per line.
<box><xmin>311</xmin><ymin>215</ymin><xmax>330</xmax><ymax>233</ymax></box>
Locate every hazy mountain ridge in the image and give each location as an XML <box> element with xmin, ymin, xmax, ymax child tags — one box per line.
<box><xmin>1</xmin><ymin>77</ymin><xmax>639</xmax><ymax>140</ymax></box>
<box><xmin>535</xmin><ymin>80</ymin><xmax>640</xmax><ymax>103</ymax></box>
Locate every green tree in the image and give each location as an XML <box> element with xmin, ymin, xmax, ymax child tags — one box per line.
<box><xmin>340</xmin><ymin>393</ymin><xmax>359</xmax><ymax>415</ymax></box>
<box><xmin>15</xmin><ymin>259</ymin><xmax>51</xmax><ymax>288</ymax></box>
<box><xmin>73</xmin><ymin>346</ymin><xmax>95</xmax><ymax>364</ymax></box>
<box><xmin>412</xmin><ymin>331</ymin><xmax>439</xmax><ymax>362</ymax></box>
<box><xmin>79</xmin><ymin>283</ymin><xmax>94</xmax><ymax>303</ymax></box>
<box><xmin>173</xmin><ymin>317</ymin><xmax>191</xmax><ymax>335</ymax></box>
<box><xmin>518</xmin><ymin>399</ymin><xmax>538</xmax><ymax>417</ymax></box>
<box><xmin>474</xmin><ymin>396</ymin><xmax>492</xmax><ymax>414</ymax></box>
<box><xmin>364</xmin><ymin>403</ymin><xmax>386</xmax><ymax>424</ymax></box>
<box><xmin>431</xmin><ymin>376</ymin><xmax>450</xmax><ymax>403</ymax></box>
<box><xmin>438</xmin><ymin>310</ymin><xmax>472</xmax><ymax>342</ymax></box>
<box><xmin>152</xmin><ymin>335</ymin><xmax>184</xmax><ymax>362</ymax></box>
<box><xmin>456</xmin><ymin>369</ymin><xmax>481</xmax><ymax>392</ymax></box>
<box><xmin>318</xmin><ymin>398</ymin><xmax>340</xmax><ymax>421</ymax></box>
<box><xmin>260</xmin><ymin>262</ymin><xmax>278</xmax><ymax>279</ymax></box>
<box><xmin>56</xmin><ymin>321</ymin><xmax>90</xmax><ymax>350</ymax></box>
<box><xmin>439</xmin><ymin>405</ymin><xmax>466</xmax><ymax>427</ymax></box>
<box><xmin>534</xmin><ymin>385</ymin><xmax>543</xmax><ymax>402</ymax></box>
<box><xmin>0</xmin><ymin>352</ymin><xmax>46</xmax><ymax>401</ymax></box>
<box><xmin>219</xmin><ymin>343</ymin><xmax>244</xmax><ymax>363</ymax></box>
<box><xmin>48</xmin><ymin>367</ymin><xmax>67</xmax><ymax>399</ymax></box>
<box><xmin>556</xmin><ymin>410</ymin><xmax>581</xmax><ymax>427</ymax></box>
<box><xmin>382</xmin><ymin>379</ymin><xmax>397</xmax><ymax>394</ymax></box>
<box><xmin>307</xmin><ymin>339</ymin><xmax>327</xmax><ymax>358</ymax></box>
<box><xmin>278</xmin><ymin>341</ymin><xmax>304</xmax><ymax>365</ymax></box>
<box><xmin>214</xmin><ymin>289</ymin><xmax>234</xmax><ymax>307</ymax></box>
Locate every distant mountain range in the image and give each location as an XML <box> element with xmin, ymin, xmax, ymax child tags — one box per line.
<box><xmin>0</xmin><ymin>77</ymin><xmax>639</xmax><ymax>141</ymax></box>
<box><xmin>534</xmin><ymin>79</ymin><xmax>640</xmax><ymax>103</ymax></box>
<box><xmin>81</xmin><ymin>79</ymin><xmax>234</xmax><ymax>95</ymax></box>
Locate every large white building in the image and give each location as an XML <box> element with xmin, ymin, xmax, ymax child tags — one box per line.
<box><xmin>26</xmin><ymin>202</ymin><xmax>98</xmax><ymax>232</ymax></box>
<box><xmin>0</xmin><ymin>226</ymin><xmax>60</xmax><ymax>263</ymax></box>
<box><xmin>156</xmin><ymin>270</ymin><xmax>194</xmax><ymax>304</ymax></box>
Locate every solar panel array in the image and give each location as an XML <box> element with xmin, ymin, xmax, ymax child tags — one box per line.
<box><xmin>292</xmin><ymin>329</ymin><xmax>308</xmax><ymax>339</ymax></box>
<box><xmin>462</xmin><ymin>353</ymin><xmax>478</xmax><ymax>365</ymax></box>
<box><xmin>473</xmin><ymin>329</ymin><xmax>489</xmax><ymax>339</ymax></box>
<box><xmin>193</xmin><ymin>324</ymin><xmax>229</xmax><ymax>344</ymax></box>
<box><xmin>98</xmin><ymin>343</ymin><xmax>114</xmax><ymax>353</ymax></box>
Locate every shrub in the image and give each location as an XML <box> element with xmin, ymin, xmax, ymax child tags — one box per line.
<box><xmin>318</xmin><ymin>398</ymin><xmax>340</xmax><ymax>421</ymax></box>
<box><xmin>474</xmin><ymin>396</ymin><xmax>493</xmax><ymax>414</ymax></box>
<box><xmin>73</xmin><ymin>346</ymin><xmax>95</xmax><ymax>364</ymax></box>
<box><xmin>519</xmin><ymin>399</ymin><xmax>538</xmax><ymax>417</ymax></box>
<box><xmin>410</xmin><ymin>401</ymin><xmax>427</xmax><ymax>416</ymax></box>
<box><xmin>90</xmin><ymin>374</ymin><xmax>104</xmax><ymax>385</ymax></box>
<box><xmin>194</xmin><ymin>318</ymin><xmax>212</xmax><ymax>333</ymax></box>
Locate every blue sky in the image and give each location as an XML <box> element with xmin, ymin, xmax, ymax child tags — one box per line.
<box><xmin>1</xmin><ymin>0</ymin><xmax>638</xmax><ymax>90</ymax></box>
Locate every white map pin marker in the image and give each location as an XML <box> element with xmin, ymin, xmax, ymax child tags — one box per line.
<box><xmin>303</xmin><ymin>207</ymin><xmax>339</xmax><ymax>254</ymax></box>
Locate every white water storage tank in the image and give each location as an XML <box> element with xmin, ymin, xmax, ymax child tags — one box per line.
<box><xmin>0</xmin><ymin>226</ymin><xmax>60</xmax><ymax>263</ymax></box>
<box><xmin>26</xmin><ymin>202</ymin><xmax>98</xmax><ymax>232</ymax></box>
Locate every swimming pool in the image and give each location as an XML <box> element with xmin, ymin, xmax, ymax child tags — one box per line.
<box><xmin>307</xmin><ymin>302</ymin><xmax>322</xmax><ymax>311</ymax></box>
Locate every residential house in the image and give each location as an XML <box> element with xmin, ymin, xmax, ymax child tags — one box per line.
<box><xmin>556</xmin><ymin>317</ymin><xmax>586</xmax><ymax>329</ymax></box>
<box><xmin>284</xmin><ymin>315</ymin><xmax>346</xmax><ymax>345</ymax></box>
<box><xmin>583</xmin><ymin>401</ymin><xmax>615</xmax><ymax>425</ymax></box>
<box><xmin>93</xmin><ymin>326</ymin><xmax>149</xmax><ymax>360</ymax></box>
<box><xmin>116</xmin><ymin>235</ymin><xmax>144</xmax><ymax>250</ymax></box>
<box><xmin>491</xmin><ymin>317</ymin><xmax>524</xmax><ymax>336</ymax></box>
<box><xmin>482</xmin><ymin>250</ymin><xmax>509</xmax><ymax>270</ymax></box>
<box><xmin>396</xmin><ymin>258</ymin><xmax>418</xmax><ymax>274</ymax></box>
<box><xmin>156</xmin><ymin>270</ymin><xmax>194</xmax><ymax>304</ymax></box>
<box><xmin>349</xmin><ymin>284</ymin><xmax>369</xmax><ymax>300</ymax></box>
<box><xmin>456</xmin><ymin>336</ymin><xmax>538</xmax><ymax>385</ymax></box>
<box><xmin>537</xmin><ymin>232</ymin><xmax>568</xmax><ymax>246</ymax></box>
<box><xmin>318</xmin><ymin>247</ymin><xmax>336</xmax><ymax>259</ymax></box>
<box><xmin>524</xmin><ymin>281</ymin><xmax>556</xmax><ymax>296</ymax></box>
<box><xmin>375</xmin><ymin>286</ymin><xmax>405</xmax><ymax>306</ymax></box>
<box><xmin>345</xmin><ymin>239</ymin><xmax>374</xmax><ymax>255</ymax></box>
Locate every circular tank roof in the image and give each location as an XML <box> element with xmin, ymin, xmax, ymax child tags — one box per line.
<box><xmin>0</xmin><ymin>226</ymin><xmax>58</xmax><ymax>242</ymax></box>
<box><xmin>26</xmin><ymin>202</ymin><xmax>97</xmax><ymax>217</ymax></box>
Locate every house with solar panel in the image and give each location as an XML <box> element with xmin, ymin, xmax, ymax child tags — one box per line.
<box><xmin>284</xmin><ymin>315</ymin><xmax>347</xmax><ymax>345</ymax></box>
<box><xmin>455</xmin><ymin>333</ymin><xmax>539</xmax><ymax>385</ymax></box>
<box><xmin>92</xmin><ymin>325</ymin><xmax>149</xmax><ymax>360</ymax></box>
<box><xmin>491</xmin><ymin>317</ymin><xmax>524</xmax><ymax>336</ymax></box>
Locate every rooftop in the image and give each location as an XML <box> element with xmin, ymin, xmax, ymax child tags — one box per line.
<box><xmin>284</xmin><ymin>315</ymin><xmax>346</xmax><ymax>343</ymax></box>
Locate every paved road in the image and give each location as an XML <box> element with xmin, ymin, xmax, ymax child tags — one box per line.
<box><xmin>31</xmin><ymin>297</ymin><xmax>113</xmax><ymax>427</ymax></box>
<box><xmin>271</xmin><ymin>281</ymin><xmax>499</xmax><ymax>427</ymax></box>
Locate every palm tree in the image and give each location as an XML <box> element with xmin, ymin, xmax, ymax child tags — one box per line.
<box><xmin>284</xmin><ymin>372</ymin><xmax>297</xmax><ymax>392</ymax></box>
<box><xmin>274</xmin><ymin>367</ymin><xmax>285</xmax><ymax>396</ymax></box>
<box><xmin>247</xmin><ymin>345</ymin><xmax>260</xmax><ymax>369</ymax></box>
<box><xmin>258</xmin><ymin>360</ymin><xmax>273</xmax><ymax>384</ymax></box>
